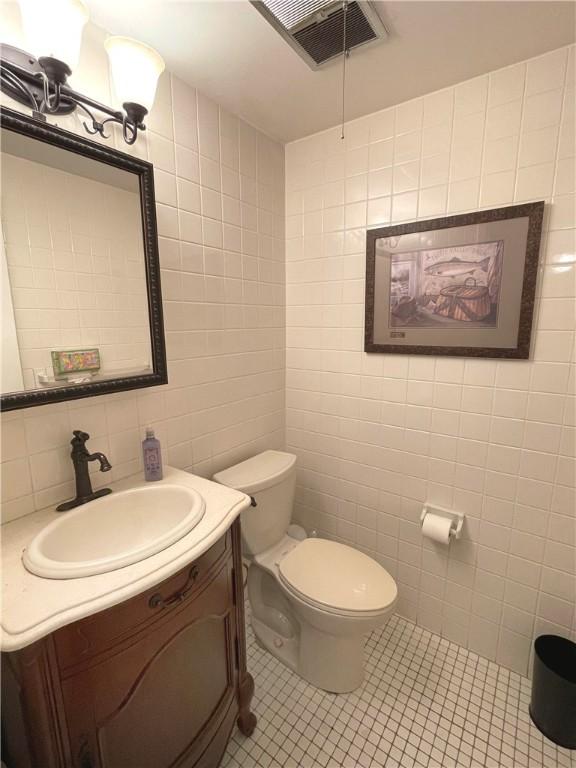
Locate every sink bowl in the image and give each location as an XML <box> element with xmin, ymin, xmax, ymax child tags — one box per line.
<box><xmin>23</xmin><ymin>484</ymin><xmax>205</xmax><ymax>579</ymax></box>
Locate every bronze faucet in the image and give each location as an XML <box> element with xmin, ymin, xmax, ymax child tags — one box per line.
<box><xmin>56</xmin><ymin>430</ymin><xmax>112</xmax><ymax>512</ymax></box>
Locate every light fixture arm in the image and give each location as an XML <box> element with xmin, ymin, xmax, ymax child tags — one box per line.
<box><xmin>41</xmin><ymin>74</ymin><xmax>64</xmax><ymax>114</ymax></box>
<box><xmin>0</xmin><ymin>63</ymin><xmax>41</xmax><ymax>113</ymax></box>
<box><xmin>0</xmin><ymin>44</ymin><xmax>147</xmax><ymax>144</ymax></box>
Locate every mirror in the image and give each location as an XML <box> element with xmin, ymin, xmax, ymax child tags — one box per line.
<box><xmin>1</xmin><ymin>107</ymin><xmax>167</xmax><ymax>411</ymax></box>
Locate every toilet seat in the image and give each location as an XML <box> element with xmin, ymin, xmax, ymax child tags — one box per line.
<box><xmin>279</xmin><ymin>578</ymin><xmax>393</xmax><ymax>619</ymax></box>
<box><xmin>277</xmin><ymin>538</ymin><xmax>397</xmax><ymax>617</ymax></box>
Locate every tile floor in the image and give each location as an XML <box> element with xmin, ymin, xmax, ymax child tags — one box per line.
<box><xmin>223</xmin><ymin>612</ymin><xmax>574</xmax><ymax>768</ymax></box>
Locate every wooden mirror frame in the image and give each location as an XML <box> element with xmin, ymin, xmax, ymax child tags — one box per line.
<box><xmin>1</xmin><ymin>107</ymin><xmax>167</xmax><ymax>411</ymax></box>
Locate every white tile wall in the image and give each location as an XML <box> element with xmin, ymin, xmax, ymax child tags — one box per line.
<box><xmin>1</xmin><ymin>155</ymin><xmax>150</xmax><ymax>387</ymax></box>
<box><xmin>0</xmin><ymin>18</ymin><xmax>285</xmax><ymax>522</ymax></box>
<box><xmin>0</xmin><ymin>9</ymin><xmax>573</xmax><ymax>684</ymax></box>
<box><xmin>285</xmin><ymin>45</ymin><xmax>575</xmax><ymax>676</ymax></box>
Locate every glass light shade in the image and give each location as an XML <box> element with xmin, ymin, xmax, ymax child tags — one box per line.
<box><xmin>105</xmin><ymin>36</ymin><xmax>165</xmax><ymax>113</ymax></box>
<box><xmin>18</xmin><ymin>0</ymin><xmax>89</xmax><ymax>70</ymax></box>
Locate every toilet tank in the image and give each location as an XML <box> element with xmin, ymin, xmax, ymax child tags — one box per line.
<box><xmin>213</xmin><ymin>451</ymin><xmax>297</xmax><ymax>555</ymax></box>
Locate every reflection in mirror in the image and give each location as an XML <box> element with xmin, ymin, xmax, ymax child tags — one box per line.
<box><xmin>1</xmin><ymin>128</ymin><xmax>153</xmax><ymax>395</ymax></box>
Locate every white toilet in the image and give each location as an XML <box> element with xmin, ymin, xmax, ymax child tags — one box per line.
<box><xmin>213</xmin><ymin>450</ymin><xmax>398</xmax><ymax>693</ymax></box>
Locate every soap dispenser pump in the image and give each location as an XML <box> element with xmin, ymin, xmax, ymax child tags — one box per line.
<box><xmin>142</xmin><ymin>428</ymin><xmax>163</xmax><ymax>481</ymax></box>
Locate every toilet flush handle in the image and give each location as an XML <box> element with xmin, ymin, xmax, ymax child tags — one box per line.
<box><xmin>250</xmin><ymin>496</ymin><xmax>257</xmax><ymax>507</ymax></box>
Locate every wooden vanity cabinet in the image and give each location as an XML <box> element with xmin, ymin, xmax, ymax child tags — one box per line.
<box><xmin>1</xmin><ymin>519</ymin><xmax>256</xmax><ymax>768</ymax></box>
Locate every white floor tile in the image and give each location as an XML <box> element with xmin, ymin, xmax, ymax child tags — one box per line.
<box><xmin>223</xmin><ymin>611</ymin><xmax>574</xmax><ymax>768</ymax></box>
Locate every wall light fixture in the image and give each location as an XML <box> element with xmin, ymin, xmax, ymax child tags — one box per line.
<box><xmin>0</xmin><ymin>0</ymin><xmax>165</xmax><ymax>145</ymax></box>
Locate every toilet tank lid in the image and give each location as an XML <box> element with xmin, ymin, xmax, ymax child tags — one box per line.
<box><xmin>212</xmin><ymin>450</ymin><xmax>296</xmax><ymax>494</ymax></box>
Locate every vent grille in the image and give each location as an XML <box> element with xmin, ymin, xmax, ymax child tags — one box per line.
<box><xmin>251</xmin><ymin>0</ymin><xmax>388</xmax><ymax>69</ymax></box>
<box><xmin>260</xmin><ymin>0</ymin><xmax>335</xmax><ymax>30</ymax></box>
<box><xmin>293</xmin><ymin>2</ymin><xmax>376</xmax><ymax>65</ymax></box>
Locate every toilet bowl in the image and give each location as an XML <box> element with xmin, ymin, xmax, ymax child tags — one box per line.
<box><xmin>213</xmin><ymin>451</ymin><xmax>398</xmax><ymax>693</ymax></box>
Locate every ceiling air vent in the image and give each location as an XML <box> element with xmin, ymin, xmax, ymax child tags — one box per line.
<box><xmin>250</xmin><ymin>0</ymin><xmax>388</xmax><ymax>70</ymax></box>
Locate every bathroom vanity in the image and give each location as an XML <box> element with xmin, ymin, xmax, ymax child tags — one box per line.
<box><xmin>1</xmin><ymin>469</ymin><xmax>256</xmax><ymax>768</ymax></box>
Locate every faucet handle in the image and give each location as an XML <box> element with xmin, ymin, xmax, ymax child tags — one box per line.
<box><xmin>72</xmin><ymin>430</ymin><xmax>90</xmax><ymax>443</ymax></box>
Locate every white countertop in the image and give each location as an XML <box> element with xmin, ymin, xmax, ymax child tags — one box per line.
<box><xmin>1</xmin><ymin>467</ymin><xmax>250</xmax><ymax>652</ymax></box>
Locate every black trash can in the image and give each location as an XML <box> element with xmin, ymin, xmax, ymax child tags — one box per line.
<box><xmin>530</xmin><ymin>634</ymin><xmax>576</xmax><ymax>749</ymax></box>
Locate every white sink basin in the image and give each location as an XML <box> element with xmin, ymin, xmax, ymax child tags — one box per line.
<box><xmin>23</xmin><ymin>484</ymin><xmax>205</xmax><ymax>579</ymax></box>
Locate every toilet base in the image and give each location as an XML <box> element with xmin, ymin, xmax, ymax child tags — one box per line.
<box><xmin>251</xmin><ymin>615</ymin><xmax>299</xmax><ymax>673</ymax></box>
<box><xmin>253</xmin><ymin>613</ymin><xmax>366</xmax><ymax>693</ymax></box>
<box><xmin>298</xmin><ymin>622</ymin><xmax>365</xmax><ymax>693</ymax></box>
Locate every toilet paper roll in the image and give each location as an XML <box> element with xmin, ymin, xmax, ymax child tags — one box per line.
<box><xmin>421</xmin><ymin>513</ymin><xmax>452</xmax><ymax>544</ymax></box>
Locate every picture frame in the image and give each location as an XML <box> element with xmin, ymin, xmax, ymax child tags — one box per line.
<box><xmin>364</xmin><ymin>202</ymin><xmax>544</xmax><ymax>359</ymax></box>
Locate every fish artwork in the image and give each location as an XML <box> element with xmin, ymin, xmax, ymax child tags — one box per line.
<box><xmin>424</xmin><ymin>256</ymin><xmax>491</xmax><ymax>277</ymax></box>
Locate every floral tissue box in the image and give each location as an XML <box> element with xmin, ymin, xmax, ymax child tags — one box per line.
<box><xmin>51</xmin><ymin>349</ymin><xmax>101</xmax><ymax>379</ymax></box>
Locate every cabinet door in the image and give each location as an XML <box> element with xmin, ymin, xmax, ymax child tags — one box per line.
<box><xmin>61</xmin><ymin>561</ymin><xmax>238</xmax><ymax>768</ymax></box>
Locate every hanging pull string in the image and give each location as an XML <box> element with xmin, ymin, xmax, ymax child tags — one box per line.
<box><xmin>340</xmin><ymin>0</ymin><xmax>349</xmax><ymax>140</ymax></box>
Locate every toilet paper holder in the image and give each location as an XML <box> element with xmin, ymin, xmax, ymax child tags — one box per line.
<box><xmin>420</xmin><ymin>505</ymin><xmax>464</xmax><ymax>540</ymax></box>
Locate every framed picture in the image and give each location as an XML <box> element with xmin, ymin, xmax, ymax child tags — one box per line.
<box><xmin>365</xmin><ymin>202</ymin><xmax>544</xmax><ymax>359</ymax></box>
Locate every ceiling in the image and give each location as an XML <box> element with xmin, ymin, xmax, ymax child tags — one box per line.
<box><xmin>9</xmin><ymin>1</ymin><xmax>576</xmax><ymax>142</ymax></box>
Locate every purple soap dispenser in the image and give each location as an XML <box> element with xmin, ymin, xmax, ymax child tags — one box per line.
<box><xmin>142</xmin><ymin>428</ymin><xmax>163</xmax><ymax>481</ymax></box>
